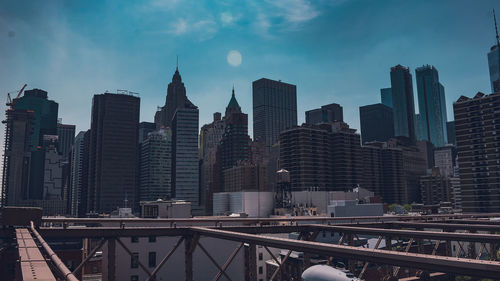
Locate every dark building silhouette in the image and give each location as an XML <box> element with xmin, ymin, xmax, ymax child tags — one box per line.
<box><xmin>88</xmin><ymin>93</ymin><xmax>140</xmax><ymax>214</ymax></box>
<box><xmin>380</xmin><ymin>88</ymin><xmax>393</xmax><ymax>108</ymax></box>
<box><xmin>390</xmin><ymin>65</ymin><xmax>416</xmax><ymax>142</ymax></box>
<box><xmin>305</xmin><ymin>103</ymin><xmax>343</xmax><ymax>124</ymax></box>
<box><xmin>454</xmin><ymin>92</ymin><xmax>500</xmax><ymax>213</ymax></box>
<box><xmin>359</xmin><ymin>103</ymin><xmax>394</xmax><ymax>144</ymax></box>
<box><xmin>415</xmin><ymin>65</ymin><xmax>447</xmax><ymax>147</ymax></box>
<box><xmin>1</xmin><ymin>109</ymin><xmax>34</xmax><ymax>206</ymax></box>
<box><xmin>220</xmin><ymin>88</ymin><xmax>250</xmax><ymax>171</ymax></box>
<box><xmin>138</xmin><ymin>122</ymin><xmax>156</xmax><ymax>144</ymax></box>
<box><xmin>57</xmin><ymin>123</ymin><xmax>75</xmax><ymax>160</ymax></box>
<box><xmin>420</xmin><ymin>167</ymin><xmax>452</xmax><ymax>205</ymax></box>
<box><xmin>70</xmin><ymin>130</ymin><xmax>90</xmax><ymax>217</ymax></box>
<box><xmin>446</xmin><ymin>121</ymin><xmax>456</xmax><ymax>146</ymax></box>
<box><xmin>280</xmin><ymin>122</ymin><xmax>362</xmax><ymax>192</ymax></box>
<box><xmin>488</xmin><ymin>10</ymin><xmax>500</xmax><ymax>92</ymax></box>
<box><xmin>155</xmin><ymin>67</ymin><xmax>196</xmax><ymax>129</ymax></box>
<box><xmin>253</xmin><ymin>78</ymin><xmax>297</xmax><ymax>150</ymax></box>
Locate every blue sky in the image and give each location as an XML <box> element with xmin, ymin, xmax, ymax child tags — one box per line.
<box><xmin>1</xmin><ymin>0</ymin><xmax>499</xmax><ymax>139</ymax></box>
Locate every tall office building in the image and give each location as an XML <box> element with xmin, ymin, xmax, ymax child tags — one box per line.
<box><xmin>138</xmin><ymin>122</ymin><xmax>156</xmax><ymax>144</ymax></box>
<box><xmin>415</xmin><ymin>65</ymin><xmax>448</xmax><ymax>147</ymax></box>
<box><xmin>1</xmin><ymin>109</ymin><xmax>34</xmax><ymax>206</ymax></box>
<box><xmin>390</xmin><ymin>65</ymin><xmax>416</xmax><ymax>142</ymax></box>
<box><xmin>305</xmin><ymin>103</ymin><xmax>343</xmax><ymax>124</ymax></box>
<box><xmin>488</xmin><ymin>10</ymin><xmax>500</xmax><ymax>92</ymax></box>
<box><xmin>172</xmin><ymin>107</ymin><xmax>199</xmax><ymax>212</ymax></box>
<box><xmin>380</xmin><ymin>88</ymin><xmax>393</xmax><ymax>108</ymax></box>
<box><xmin>200</xmin><ymin>113</ymin><xmax>226</xmax><ymax>215</ymax></box>
<box><xmin>57</xmin><ymin>123</ymin><xmax>76</xmax><ymax>160</ymax></box>
<box><xmin>140</xmin><ymin>129</ymin><xmax>172</xmax><ymax>201</ymax></box>
<box><xmin>220</xmin><ymin>89</ymin><xmax>250</xmax><ymax>171</ymax></box>
<box><xmin>70</xmin><ymin>130</ymin><xmax>90</xmax><ymax>217</ymax></box>
<box><xmin>359</xmin><ymin>103</ymin><xmax>394</xmax><ymax>144</ymax></box>
<box><xmin>88</xmin><ymin>93</ymin><xmax>140</xmax><ymax>214</ymax></box>
<box><xmin>454</xmin><ymin>92</ymin><xmax>500</xmax><ymax>213</ymax></box>
<box><xmin>155</xmin><ymin>67</ymin><xmax>196</xmax><ymax>128</ymax></box>
<box><xmin>280</xmin><ymin>122</ymin><xmax>362</xmax><ymax>192</ymax></box>
<box><xmin>253</xmin><ymin>78</ymin><xmax>297</xmax><ymax>150</ymax></box>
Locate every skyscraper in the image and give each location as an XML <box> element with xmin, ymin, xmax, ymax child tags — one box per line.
<box><xmin>305</xmin><ymin>103</ymin><xmax>343</xmax><ymax>124</ymax></box>
<box><xmin>220</xmin><ymin>88</ymin><xmax>250</xmax><ymax>171</ymax></box>
<box><xmin>380</xmin><ymin>88</ymin><xmax>393</xmax><ymax>108</ymax></box>
<box><xmin>454</xmin><ymin>92</ymin><xmax>500</xmax><ymax>213</ymax></box>
<box><xmin>446</xmin><ymin>121</ymin><xmax>456</xmax><ymax>146</ymax></box>
<box><xmin>155</xmin><ymin>67</ymin><xmax>196</xmax><ymax>128</ymax></box>
<box><xmin>390</xmin><ymin>65</ymin><xmax>416</xmax><ymax>142</ymax></box>
<box><xmin>1</xmin><ymin>109</ymin><xmax>34</xmax><ymax>206</ymax></box>
<box><xmin>70</xmin><ymin>130</ymin><xmax>90</xmax><ymax>217</ymax></box>
<box><xmin>415</xmin><ymin>65</ymin><xmax>448</xmax><ymax>147</ymax></box>
<box><xmin>140</xmin><ymin>129</ymin><xmax>172</xmax><ymax>201</ymax></box>
<box><xmin>359</xmin><ymin>103</ymin><xmax>394</xmax><ymax>144</ymax></box>
<box><xmin>253</xmin><ymin>78</ymin><xmax>297</xmax><ymax>150</ymax></box>
<box><xmin>488</xmin><ymin>10</ymin><xmax>500</xmax><ymax>92</ymax></box>
<box><xmin>172</xmin><ymin>107</ymin><xmax>199</xmax><ymax>213</ymax></box>
<box><xmin>88</xmin><ymin>93</ymin><xmax>140</xmax><ymax>214</ymax></box>
<box><xmin>57</xmin><ymin>123</ymin><xmax>76</xmax><ymax>161</ymax></box>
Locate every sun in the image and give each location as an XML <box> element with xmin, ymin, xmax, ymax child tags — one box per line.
<box><xmin>227</xmin><ymin>50</ymin><xmax>242</xmax><ymax>67</ymax></box>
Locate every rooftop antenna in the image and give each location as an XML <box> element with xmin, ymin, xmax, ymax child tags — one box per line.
<box><xmin>176</xmin><ymin>55</ymin><xmax>179</xmax><ymax>71</ymax></box>
<box><xmin>495</xmin><ymin>9</ymin><xmax>500</xmax><ymax>47</ymax></box>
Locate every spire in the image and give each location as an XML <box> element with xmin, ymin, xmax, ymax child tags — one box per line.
<box><xmin>232</xmin><ymin>84</ymin><xmax>235</xmax><ymax>97</ymax></box>
<box><xmin>225</xmin><ymin>86</ymin><xmax>241</xmax><ymax>117</ymax></box>
<box><xmin>172</xmin><ymin>57</ymin><xmax>182</xmax><ymax>83</ymax></box>
<box><xmin>495</xmin><ymin>9</ymin><xmax>500</xmax><ymax>47</ymax></box>
<box><xmin>176</xmin><ymin>55</ymin><xmax>179</xmax><ymax>71</ymax></box>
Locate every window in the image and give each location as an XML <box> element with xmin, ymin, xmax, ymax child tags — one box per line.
<box><xmin>130</xmin><ymin>276</ymin><xmax>139</xmax><ymax>281</ymax></box>
<box><xmin>149</xmin><ymin>236</ymin><xmax>156</xmax><ymax>243</ymax></box>
<box><xmin>149</xmin><ymin>252</ymin><xmax>157</xmax><ymax>268</ymax></box>
<box><xmin>131</xmin><ymin>237</ymin><xmax>139</xmax><ymax>243</ymax></box>
<box><xmin>258</xmin><ymin>253</ymin><xmax>263</xmax><ymax>260</ymax></box>
<box><xmin>258</xmin><ymin>266</ymin><xmax>263</xmax><ymax>274</ymax></box>
<box><xmin>131</xmin><ymin>253</ymin><xmax>139</xmax><ymax>268</ymax></box>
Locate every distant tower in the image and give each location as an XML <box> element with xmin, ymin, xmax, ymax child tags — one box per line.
<box><xmin>275</xmin><ymin>169</ymin><xmax>291</xmax><ymax>209</ymax></box>
<box><xmin>488</xmin><ymin>9</ymin><xmax>500</xmax><ymax>92</ymax></box>
<box><xmin>390</xmin><ymin>65</ymin><xmax>416</xmax><ymax>142</ymax></box>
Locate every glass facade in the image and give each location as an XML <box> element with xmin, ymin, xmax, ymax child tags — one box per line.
<box><xmin>380</xmin><ymin>88</ymin><xmax>393</xmax><ymax>108</ymax></box>
<box><xmin>488</xmin><ymin>45</ymin><xmax>500</xmax><ymax>92</ymax></box>
<box><xmin>390</xmin><ymin>65</ymin><xmax>416</xmax><ymax>142</ymax></box>
<box><xmin>415</xmin><ymin>65</ymin><xmax>447</xmax><ymax>147</ymax></box>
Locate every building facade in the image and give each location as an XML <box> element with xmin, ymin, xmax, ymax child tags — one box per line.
<box><xmin>380</xmin><ymin>87</ymin><xmax>393</xmax><ymax>108</ymax></box>
<box><xmin>70</xmin><ymin>130</ymin><xmax>90</xmax><ymax>217</ymax></box>
<box><xmin>359</xmin><ymin>103</ymin><xmax>394</xmax><ymax>144</ymax></box>
<box><xmin>305</xmin><ymin>103</ymin><xmax>343</xmax><ymax>124</ymax></box>
<box><xmin>420</xmin><ymin>168</ymin><xmax>452</xmax><ymax>206</ymax></box>
<box><xmin>453</xmin><ymin>92</ymin><xmax>500</xmax><ymax>212</ymax></box>
<box><xmin>390</xmin><ymin>65</ymin><xmax>416</xmax><ymax>142</ymax></box>
<box><xmin>415</xmin><ymin>65</ymin><xmax>448</xmax><ymax>147</ymax></box>
<box><xmin>253</xmin><ymin>78</ymin><xmax>297</xmax><ymax>150</ymax></box>
<box><xmin>446</xmin><ymin>121</ymin><xmax>456</xmax><ymax>146</ymax></box>
<box><xmin>57</xmin><ymin>123</ymin><xmax>75</xmax><ymax>161</ymax></box>
<box><xmin>434</xmin><ymin>145</ymin><xmax>457</xmax><ymax>178</ymax></box>
<box><xmin>88</xmin><ymin>93</ymin><xmax>140</xmax><ymax>214</ymax></box>
<box><xmin>139</xmin><ymin>129</ymin><xmax>172</xmax><ymax>201</ymax></box>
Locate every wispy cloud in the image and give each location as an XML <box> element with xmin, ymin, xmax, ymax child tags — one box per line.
<box><xmin>171</xmin><ymin>18</ymin><xmax>188</xmax><ymax>34</ymax></box>
<box><xmin>167</xmin><ymin>17</ymin><xmax>217</xmax><ymax>41</ymax></box>
<box><xmin>269</xmin><ymin>0</ymin><xmax>320</xmax><ymax>23</ymax></box>
<box><xmin>220</xmin><ymin>12</ymin><xmax>240</xmax><ymax>26</ymax></box>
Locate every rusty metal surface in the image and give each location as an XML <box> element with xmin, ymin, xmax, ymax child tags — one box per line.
<box><xmin>15</xmin><ymin>228</ymin><xmax>56</xmax><ymax>281</ymax></box>
<box><xmin>385</xmin><ymin>221</ymin><xmax>500</xmax><ymax>232</ymax></box>
<box><xmin>190</xmin><ymin>227</ymin><xmax>500</xmax><ymax>279</ymax></box>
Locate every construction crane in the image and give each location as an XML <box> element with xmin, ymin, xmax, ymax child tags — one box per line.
<box><xmin>6</xmin><ymin>83</ymin><xmax>27</xmax><ymax>108</ymax></box>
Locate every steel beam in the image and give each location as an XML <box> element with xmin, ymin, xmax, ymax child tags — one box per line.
<box><xmin>16</xmin><ymin>228</ymin><xmax>57</xmax><ymax>281</ymax></box>
<box><xmin>213</xmin><ymin>242</ymin><xmax>243</xmax><ymax>281</ymax></box>
<box><xmin>309</xmin><ymin>224</ymin><xmax>500</xmax><ymax>243</ymax></box>
<box><xmin>385</xmin><ymin>221</ymin><xmax>500</xmax><ymax>232</ymax></box>
<box><xmin>190</xmin><ymin>226</ymin><xmax>500</xmax><ymax>278</ymax></box>
<box><xmin>147</xmin><ymin>236</ymin><xmax>185</xmax><ymax>281</ymax></box>
<box><xmin>107</xmin><ymin>238</ymin><xmax>115</xmax><ymax>281</ymax></box>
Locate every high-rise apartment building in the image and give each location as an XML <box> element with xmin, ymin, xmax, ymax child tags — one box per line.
<box><xmin>453</xmin><ymin>92</ymin><xmax>500</xmax><ymax>213</ymax></box>
<box><xmin>390</xmin><ymin>65</ymin><xmax>416</xmax><ymax>142</ymax></box>
<box><xmin>280</xmin><ymin>122</ymin><xmax>362</xmax><ymax>192</ymax></box>
<box><xmin>359</xmin><ymin>103</ymin><xmax>394</xmax><ymax>144</ymax></box>
<box><xmin>420</xmin><ymin>167</ymin><xmax>452</xmax><ymax>205</ymax></box>
<box><xmin>415</xmin><ymin>65</ymin><xmax>448</xmax><ymax>147</ymax></box>
<box><xmin>88</xmin><ymin>93</ymin><xmax>140</xmax><ymax>214</ymax></box>
<box><xmin>434</xmin><ymin>145</ymin><xmax>457</xmax><ymax>178</ymax></box>
<box><xmin>70</xmin><ymin>130</ymin><xmax>90</xmax><ymax>217</ymax></box>
<box><xmin>380</xmin><ymin>88</ymin><xmax>393</xmax><ymax>108</ymax></box>
<box><xmin>253</xmin><ymin>78</ymin><xmax>297</xmax><ymax>150</ymax></box>
<box><xmin>140</xmin><ymin>129</ymin><xmax>172</xmax><ymax>201</ymax></box>
<box><xmin>305</xmin><ymin>103</ymin><xmax>343</xmax><ymax>124</ymax></box>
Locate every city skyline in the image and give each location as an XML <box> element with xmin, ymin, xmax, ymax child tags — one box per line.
<box><xmin>1</xmin><ymin>0</ymin><xmax>500</xmax><ymax>143</ymax></box>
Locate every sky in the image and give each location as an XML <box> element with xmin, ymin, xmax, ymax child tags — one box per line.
<box><xmin>1</xmin><ymin>0</ymin><xmax>500</xmax><ymax>141</ymax></box>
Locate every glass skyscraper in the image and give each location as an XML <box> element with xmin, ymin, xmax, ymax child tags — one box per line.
<box><xmin>415</xmin><ymin>65</ymin><xmax>448</xmax><ymax>147</ymax></box>
<box><xmin>380</xmin><ymin>88</ymin><xmax>393</xmax><ymax>108</ymax></box>
<box><xmin>390</xmin><ymin>65</ymin><xmax>416</xmax><ymax>142</ymax></box>
<box><xmin>488</xmin><ymin>45</ymin><xmax>500</xmax><ymax>92</ymax></box>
